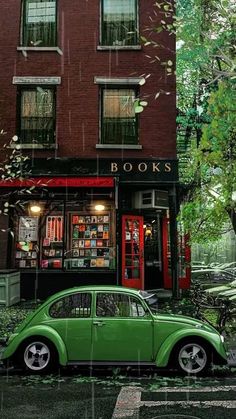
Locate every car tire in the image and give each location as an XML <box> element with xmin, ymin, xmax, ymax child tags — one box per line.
<box><xmin>19</xmin><ymin>338</ymin><xmax>58</xmax><ymax>373</ymax></box>
<box><xmin>173</xmin><ymin>340</ymin><xmax>211</xmax><ymax>375</ymax></box>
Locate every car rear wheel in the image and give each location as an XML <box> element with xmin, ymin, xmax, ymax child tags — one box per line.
<box><xmin>175</xmin><ymin>341</ymin><xmax>210</xmax><ymax>375</ymax></box>
<box><xmin>21</xmin><ymin>340</ymin><xmax>57</xmax><ymax>373</ymax></box>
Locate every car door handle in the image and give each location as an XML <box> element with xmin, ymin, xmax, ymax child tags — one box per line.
<box><xmin>93</xmin><ymin>321</ymin><xmax>106</xmax><ymax>327</ymax></box>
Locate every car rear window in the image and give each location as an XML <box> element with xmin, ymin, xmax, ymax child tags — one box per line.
<box><xmin>49</xmin><ymin>293</ymin><xmax>91</xmax><ymax>318</ymax></box>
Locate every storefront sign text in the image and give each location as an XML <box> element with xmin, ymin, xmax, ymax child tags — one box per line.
<box><xmin>110</xmin><ymin>161</ymin><xmax>172</xmax><ymax>173</ymax></box>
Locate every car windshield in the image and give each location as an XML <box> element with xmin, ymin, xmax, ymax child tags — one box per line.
<box><xmin>139</xmin><ymin>291</ymin><xmax>158</xmax><ymax>313</ymax></box>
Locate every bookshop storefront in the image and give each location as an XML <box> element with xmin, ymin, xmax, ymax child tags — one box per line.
<box><xmin>0</xmin><ymin>158</ymin><xmax>190</xmax><ymax>299</ymax></box>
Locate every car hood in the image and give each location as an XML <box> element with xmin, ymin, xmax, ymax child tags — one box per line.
<box><xmin>206</xmin><ymin>285</ymin><xmax>231</xmax><ymax>294</ymax></box>
<box><xmin>154</xmin><ymin>313</ymin><xmax>217</xmax><ymax>332</ymax></box>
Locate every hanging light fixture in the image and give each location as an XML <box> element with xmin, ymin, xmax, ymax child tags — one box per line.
<box><xmin>94</xmin><ymin>204</ymin><xmax>105</xmax><ymax>211</ymax></box>
<box><xmin>29</xmin><ymin>202</ymin><xmax>42</xmax><ymax>214</ymax></box>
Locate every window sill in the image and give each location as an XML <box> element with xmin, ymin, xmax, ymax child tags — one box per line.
<box><xmin>97</xmin><ymin>45</ymin><xmax>142</xmax><ymax>51</ymax></box>
<box><xmin>10</xmin><ymin>143</ymin><xmax>58</xmax><ymax>150</ymax></box>
<box><xmin>96</xmin><ymin>144</ymin><xmax>142</xmax><ymax>150</ymax></box>
<box><xmin>17</xmin><ymin>46</ymin><xmax>63</xmax><ymax>55</ymax></box>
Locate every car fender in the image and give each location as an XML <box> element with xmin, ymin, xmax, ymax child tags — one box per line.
<box><xmin>1</xmin><ymin>325</ymin><xmax>68</xmax><ymax>366</ymax></box>
<box><xmin>155</xmin><ymin>328</ymin><xmax>226</xmax><ymax>367</ymax></box>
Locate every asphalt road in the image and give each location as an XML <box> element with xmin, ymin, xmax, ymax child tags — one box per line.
<box><xmin>0</xmin><ymin>368</ymin><xmax>236</xmax><ymax>418</ymax></box>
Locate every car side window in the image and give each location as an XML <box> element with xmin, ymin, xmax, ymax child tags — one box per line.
<box><xmin>96</xmin><ymin>293</ymin><xmax>146</xmax><ymax>318</ymax></box>
<box><xmin>49</xmin><ymin>293</ymin><xmax>91</xmax><ymax>318</ymax></box>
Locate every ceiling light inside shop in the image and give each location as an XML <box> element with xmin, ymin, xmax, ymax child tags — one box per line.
<box><xmin>95</xmin><ymin>204</ymin><xmax>105</xmax><ymax>211</ymax></box>
<box><xmin>29</xmin><ymin>204</ymin><xmax>41</xmax><ymax>214</ymax></box>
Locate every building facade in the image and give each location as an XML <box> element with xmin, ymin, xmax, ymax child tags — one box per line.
<box><xmin>0</xmin><ymin>0</ymin><xmax>190</xmax><ymax>299</ymax></box>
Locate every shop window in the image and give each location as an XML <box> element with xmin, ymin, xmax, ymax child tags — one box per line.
<box><xmin>65</xmin><ymin>212</ymin><xmax>116</xmax><ymax>270</ymax></box>
<box><xmin>101</xmin><ymin>88</ymin><xmax>138</xmax><ymax>145</ymax></box>
<box><xmin>14</xmin><ymin>199</ymin><xmax>116</xmax><ymax>271</ymax></box>
<box><xmin>22</xmin><ymin>0</ymin><xmax>57</xmax><ymax>47</ymax></box>
<box><xmin>15</xmin><ymin>216</ymin><xmax>40</xmax><ymax>268</ymax></box>
<box><xmin>18</xmin><ymin>87</ymin><xmax>56</xmax><ymax>145</ymax></box>
<box><xmin>96</xmin><ymin>293</ymin><xmax>145</xmax><ymax>317</ymax></box>
<box><xmin>101</xmin><ymin>0</ymin><xmax>138</xmax><ymax>46</ymax></box>
<box><xmin>49</xmin><ymin>293</ymin><xmax>92</xmax><ymax>318</ymax></box>
<box><xmin>41</xmin><ymin>214</ymin><xmax>64</xmax><ymax>269</ymax></box>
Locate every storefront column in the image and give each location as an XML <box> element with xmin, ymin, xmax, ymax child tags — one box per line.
<box><xmin>169</xmin><ymin>185</ymin><xmax>180</xmax><ymax>299</ymax></box>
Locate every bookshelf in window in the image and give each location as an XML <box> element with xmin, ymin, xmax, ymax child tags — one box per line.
<box><xmin>68</xmin><ymin>213</ymin><xmax>112</xmax><ymax>269</ymax></box>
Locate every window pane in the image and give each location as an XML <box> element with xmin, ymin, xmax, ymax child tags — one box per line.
<box><xmin>102</xmin><ymin>0</ymin><xmax>137</xmax><ymax>46</ymax></box>
<box><xmin>102</xmin><ymin>89</ymin><xmax>137</xmax><ymax>144</ymax></box>
<box><xmin>129</xmin><ymin>296</ymin><xmax>146</xmax><ymax>317</ymax></box>
<box><xmin>20</xmin><ymin>88</ymin><xmax>55</xmax><ymax>144</ymax></box>
<box><xmin>96</xmin><ymin>293</ymin><xmax>122</xmax><ymax>317</ymax></box>
<box><xmin>104</xmin><ymin>90</ymin><xmax>135</xmax><ymax>118</ymax></box>
<box><xmin>23</xmin><ymin>0</ymin><xmax>56</xmax><ymax>46</ymax></box>
<box><xmin>50</xmin><ymin>293</ymin><xmax>92</xmax><ymax>318</ymax></box>
<box><xmin>96</xmin><ymin>293</ymin><xmax>145</xmax><ymax>317</ymax></box>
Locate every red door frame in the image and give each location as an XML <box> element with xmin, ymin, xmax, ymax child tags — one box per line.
<box><xmin>121</xmin><ymin>215</ymin><xmax>144</xmax><ymax>290</ymax></box>
<box><xmin>162</xmin><ymin>217</ymin><xmax>191</xmax><ymax>289</ymax></box>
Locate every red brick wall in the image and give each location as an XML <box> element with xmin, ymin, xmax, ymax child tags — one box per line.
<box><xmin>0</xmin><ymin>0</ymin><xmax>176</xmax><ymax>161</ymax></box>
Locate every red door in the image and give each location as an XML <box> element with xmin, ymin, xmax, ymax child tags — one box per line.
<box><xmin>122</xmin><ymin>215</ymin><xmax>144</xmax><ymax>290</ymax></box>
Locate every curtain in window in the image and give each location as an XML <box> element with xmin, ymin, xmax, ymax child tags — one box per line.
<box><xmin>23</xmin><ymin>0</ymin><xmax>56</xmax><ymax>46</ymax></box>
<box><xmin>102</xmin><ymin>89</ymin><xmax>137</xmax><ymax>144</ymax></box>
<box><xmin>102</xmin><ymin>0</ymin><xmax>137</xmax><ymax>46</ymax></box>
<box><xmin>21</xmin><ymin>88</ymin><xmax>54</xmax><ymax>143</ymax></box>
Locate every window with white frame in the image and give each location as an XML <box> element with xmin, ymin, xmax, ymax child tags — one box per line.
<box><xmin>18</xmin><ymin>87</ymin><xmax>56</xmax><ymax>144</ymax></box>
<box><xmin>101</xmin><ymin>88</ymin><xmax>138</xmax><ymax>145</ymax></box>
<box><xmin>101</xmin><ymin>0</ymin><xmax>138</xmax><ymax>46</ymax></box>
<box><xmin>22</xmin><ymin>0</ymin><xmax>57</xmax><ymax>46</ymax></box>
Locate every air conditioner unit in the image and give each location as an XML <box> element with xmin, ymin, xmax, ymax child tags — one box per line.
<box><xmin>134</xmin><ymin>190</ymin><xmax>169</xmax><ymax>209</ymax></box>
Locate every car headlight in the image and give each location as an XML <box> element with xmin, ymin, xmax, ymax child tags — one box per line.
<box><xmin>220</xmin><ymin>335</ymin><xmax>225</xmax><ymax>343</ymax></box>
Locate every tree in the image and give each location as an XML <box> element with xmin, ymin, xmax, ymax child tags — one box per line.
<box><xmin>142</xmin><ymin>0</ymin><xmax>236</xmax><ymax>242</ymax></box>
<box><xmin>180</xmin><ymin>80</ymin><xmax>236</xmax><ymax>241</ymax></box>
<box><xmin>176</xmin><ymin>0</ymin><xmax>236</xmax><ymax>242</ymax></box>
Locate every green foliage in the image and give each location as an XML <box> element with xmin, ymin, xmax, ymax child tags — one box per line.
<box><xmin>180</xmin><ymin>80</ymin><xmax>236</xmax><ymax>242</ymax></box>
<box><xmin>0</xmin><ymin>304</ymin><xmax>37</xmax><ymax>339</ymax></box>
<box><xmin>177</xmin><ymin>0</ymin><xmax>236</xmax><ymax>242</ymax></box>
<box><xmin>0</xmin><ymin>133</ymin><xmax>30</xmax><ymax>218</ymax></box>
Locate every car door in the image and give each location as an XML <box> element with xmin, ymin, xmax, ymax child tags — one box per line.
<box><xmin>92</xmin><ymin>292</ymin><xmax>153</xmax><ymax>362</ymax></box>
<box><xmin>46</xmin><ymin>292</ymin><xmax>93</xmax><ymax>361</ymax></box>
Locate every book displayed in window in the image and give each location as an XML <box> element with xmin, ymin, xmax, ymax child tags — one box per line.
<box><xmin>70</xmin><ymin>213</ymin><xmax>112</xmax><ymax>268</ymax></box>
<box><xmin>15</xmin><ymin>216</ymin><xmax>39</xmax><ymax>269</ymax></box>
<box><xmin>41</xmin><ymin>215</ymin><xmax>64</xmax><ymax>270</ymax></box>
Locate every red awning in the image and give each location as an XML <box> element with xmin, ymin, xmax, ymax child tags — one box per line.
<box><xmin>0</xmin><ymin>177</ymin><xmax>114</xmax><ymax>188</ymax></box>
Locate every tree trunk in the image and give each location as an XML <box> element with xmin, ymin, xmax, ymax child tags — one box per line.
<box><xmin>227</xmin><ymin>208</ymin><xmax>236</xmax><ymax>235</ymax></box>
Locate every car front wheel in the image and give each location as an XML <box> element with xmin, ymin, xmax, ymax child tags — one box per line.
<box><xmin>175</xmin><ymin>341</ymin><xmax>210</xmax><ymax>375</ymax></box>
<box><xmin>21</xmin><ymin>340</ymin><xmax>57</xmax><ymax>373</ymax></box>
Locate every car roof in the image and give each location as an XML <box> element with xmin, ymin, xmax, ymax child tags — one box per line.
<box><xmin>192</xmin><ymin>268</ymin><xmax>234</xmax><ymax>274</ymax></box>
<box><xmin>44</xmin><ymin>285</ymin><xmax>141</xmax><ymax>304</ymax></box>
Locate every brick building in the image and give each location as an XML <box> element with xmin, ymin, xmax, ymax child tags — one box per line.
<box><xmin>0</xmin><ymin>0</ymin><xmax>190</xmax><ymax>299</ymax></box>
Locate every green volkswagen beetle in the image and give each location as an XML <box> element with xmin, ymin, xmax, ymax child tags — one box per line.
<box><xmin>0</xmin><ymin>286</ymin><xmax>227</xmax><ymax>375</ymax></box>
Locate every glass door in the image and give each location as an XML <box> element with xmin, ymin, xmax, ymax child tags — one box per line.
<box><xmin>122</xmin><ymin>215</ymin><xmax>144</xmax><ymax>290</ymax></box>
<box><xmin>144</xmin><ymin>214</ymin><xmax>163</xmax><ymax>289</ymax></box>
<box><xmin>162</xmin><ymin>217</ymin><xmax>191</xmax><ymax>289</ymax></box>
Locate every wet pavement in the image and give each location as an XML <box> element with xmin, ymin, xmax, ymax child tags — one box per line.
<box><xmin>0</xmin><ymin>367</ymin><xmax>236</xmax><ymax>418</ymax></box>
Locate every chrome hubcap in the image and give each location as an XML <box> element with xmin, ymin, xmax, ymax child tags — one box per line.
<box><xmin>178</xmin><ymin>343</ymin><xmax>207</xmax><ymax>374</ymax></box>
<box><xmin>24</xmin><ymin>342</ymin><xmax>50</xmax><ymax>371</ymax></box>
